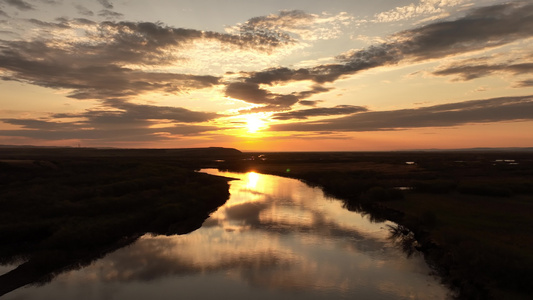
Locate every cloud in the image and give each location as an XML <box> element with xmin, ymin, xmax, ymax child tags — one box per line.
<box><xmin>0</xmin><ymin>125</ymin><xmax>219</xmax><ymax>141</ymax></box>
<box><xmin>375</xmin><ymin>0</ymin><xmax>465</xmax><ymax>23</ymax></box>
<box><xmin>97</xmin><ymin>0</ymin><xmax>113</xmax><ymax>9</ymax></box>
<box><xmin>0</xmin><ymin>17</ymin><xmax>295</xmax><ymax>101</ymax></box>
<box><xmin>272</xmin><ymin>105</ymin><xmax>367</xmax><ymax>120</ymax></box>
<box><xmin>269</xmin><ymin>95</ymin><xmax>533</xmax><ymax>132</ymax></box>
<box><xmin>4</xmin><ymin>0</ymin><xmax>34</xmax><ymax>11</ymax></box>
<box><xmin>75</xmin><ymin>5</ymin><xmax>94</xmax><ymax>16</ymax></box>
<box><xmin>515</xmin><ymin>79</ymin><xmax>533</xmax><ymax>88</ymax></box>
<box><xmin>1</xmin><ymin>19</ymin><xmax>293</xmax><ymax>67</ymax></box>
<box><xmin>98</xmin><ymin>9</ymin><xmax>123</xmax><ymax>19</ymax></box>
<box><xmin>36</xmin><ymin>0</ymin><xmax>61</xmax><ymax>4</ymax></box>
<box><xmin>433</xmin><ymin>59</ymin><xmax>533</xmax><ymax>81</ymax></box>
<box><xmin>389</xmin><ymin>2</ymin><xmax>533</xmax><ymax>61</ymax></box>
<box><xmin>0</xmin><ymin>100</ymin><xmax>220</xmax><ymax>142</ymax></box>
<box><xmin>99</xmin><ymin>99</ymin><xmax>218</xmax><ymax>123</ymax></box>
<box><xmin>27</xmin><ymin>18</ymin><xmax>71</xmax><ymax>29</ymax></box>
<box><xmin>225</xmin><ymin>82</ymin><xmax>333</xmax><ymax>112</ymax></box>
<box><xmin>294</xmin><ymin>85</ymin><xmax>331</xmax><ymax>99</ymax></box>
<box><xmin>0</xmin><ymin>13</ymin><xmax>301</xmax><ymax>113</ymax></box>
<box><xmin>6</xmin><ymin>100</ymin><xmax>218</xmax><ymax>127</ymax></box>
<box><xmin>241</xmin><ymin>2</ymin><xmax>533</xmax><ymax>85</ymax></box>
<box><xmin>1</xmin><ymin>118</ymin><xmax>80</xmax><ymax>131</ymax></box>
<box><xmin>0</xmin><ymin>14</ymin><xmax>308</xmax><ymax>144</ymax></box>
<box><xmin>225</xmin><ymin>82</ymin><xmax>298</xmax><ymax>108</ymax></box>
<box><xmin>298</xmin><ymin>100</ymin><xmax>321</xmax><ymax>107</ymax></box>
<box><xmin>0</xmin><ymin>9</ymin><xmax>8</xmax><ymax>17</ymax></box>
<box><xmin>228</xmin><ymin>10</ymin><xmax>354</xmax><ymax>41</ymax></box>
<box><xmin>0</xmin><ymin>44</ymin><xmax>221</xmax><ymax>99</ymax></box>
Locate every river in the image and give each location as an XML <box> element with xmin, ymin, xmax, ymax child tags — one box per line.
<box><xmin>2</xmin><ymin>170</ymin><xmax>451</xmax><ymax>299</ymax></box>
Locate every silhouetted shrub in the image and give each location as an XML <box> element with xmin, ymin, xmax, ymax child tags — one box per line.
<box><xmin>458</xmin><ymin>184</ymin><xmax>512</xmax><ymax>197</ymax></box>
<box><xmin>419</xmin><ymin>211</ymin><xmax>437</xmax><ymax>229</ymax></box>
<box><xmin>413</xmin><ymin>180</ymin><xmax>456</xmax><ymax>194</ymax></box>
<box><xmin>363</xmin><ymin>186</ymin><xmax>390</xmax><ymax>201</ymax></box>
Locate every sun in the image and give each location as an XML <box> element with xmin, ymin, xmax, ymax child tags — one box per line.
<box><xmin>244</xmin><ymin>114</ymin><xmax>267</xmax><ymax>133</ymax></box>
<box><xmin>246</xmin><ymin>118</ymin><xmax>262</xmax><ymax>133</ymax></box>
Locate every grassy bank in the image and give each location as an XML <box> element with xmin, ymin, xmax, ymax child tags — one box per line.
<box><xmin>220</xmin><ymin>151</ymin><xmax>533</xmax><ymax>299</ymax></box>
<box><xmin>2</xmin><ymin>148</ymin><xmax>531</xmax><ymax>299</ymax></box>
<box><xmin>0</xmin><ymin>149</ymin><xmax>235</xmax><ymax>296</ymax></box>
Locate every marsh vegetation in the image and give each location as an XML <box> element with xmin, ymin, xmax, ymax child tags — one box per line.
<box><xmin>0</xmin><ymin>148</ymin><xmax>237</xmax><ymax>296</ymax></box>
<box><xmin>220</xmin><ymin>151</ymin><xmax>533</xmax><ymax>299</ymax></box>
<box><xmin>1</xmin><ymin>148</ymin><xmax>532</xmax><ymax>299</ymax></box>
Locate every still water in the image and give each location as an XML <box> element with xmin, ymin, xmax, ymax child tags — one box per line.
<box><xmin>3</xmin><ymin>170</ymin><xmax>450</xmax><ymax>299</ymax></box>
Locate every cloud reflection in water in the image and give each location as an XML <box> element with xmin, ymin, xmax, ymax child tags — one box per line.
<box><xmin>4</xmin><ymin>170</ymin><xmax>450</xmax><ymax>300</ymax></box>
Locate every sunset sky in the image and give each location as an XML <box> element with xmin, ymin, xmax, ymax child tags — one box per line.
<box><xmin>1</xmin><ymin>0</ymin><xmax>532</xmax><ymax>151</ymax></box>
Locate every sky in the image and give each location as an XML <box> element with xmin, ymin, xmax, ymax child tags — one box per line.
<box><xmin>0</xmin><ymin>0</ymin><xmax>532</xmax><ymax>151</ymax></box>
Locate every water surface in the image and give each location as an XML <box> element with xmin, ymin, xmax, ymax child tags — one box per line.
<box><xmin>3</xmin><ymin>170</ymin><xmax>450</xmax><ymax>299</ymax></box>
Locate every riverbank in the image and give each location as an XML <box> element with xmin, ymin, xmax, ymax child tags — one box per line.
<box><xmin>1</xmin><ymin>148</ymin><xmax>531</xmax><ymax>299</ymax></box>
<box><xmin>218</xmin><ymin>151</ymin><xmax>533</xmax><ymax>300</ymax></box>
<box><xmin>0</xmin><ymin>149</ymin><xmax>236</xmax><ymax>296</ymax></box>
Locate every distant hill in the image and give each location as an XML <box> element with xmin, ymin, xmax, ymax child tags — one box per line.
<box><xmin>0</xmin><ymin>146</ymin><xmax>243</xmax><ymax>159</ymax></box>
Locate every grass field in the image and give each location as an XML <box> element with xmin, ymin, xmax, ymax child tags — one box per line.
<box><xmin>0</xmin><ymin>149</ymin><xmax>235</xmax><ymax>296</ymax></box>
<box><xmin>221</xmin><ymin>151</ymin><xmax>533</xmax><ymax>299</ymax></box>
<box><xmin>1</xmin><ymin>148</ymin><xmax>532</xmax><ymax>299</ymax></box>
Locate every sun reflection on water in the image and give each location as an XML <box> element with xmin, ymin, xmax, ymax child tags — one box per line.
<box><xmin>7</xmin><ymin>170</ymin><xmax>451</xmax><ymax>300</ymax></box>
<box><xmin>246</xmin><ymin>171</ymin><xmax>260</xmax><ymax>189</ymax></box>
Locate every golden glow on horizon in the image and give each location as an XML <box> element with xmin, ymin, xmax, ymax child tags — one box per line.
<box><xmin>1</xmin><ymin>1</ymin><xmax>533</xmax><ymax>151</ymax></box>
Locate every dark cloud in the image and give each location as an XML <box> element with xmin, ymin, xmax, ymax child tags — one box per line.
<box><xmin>0</xmin><ymin>100</ymin><xmax>219</xmax><ymax>142</ymax></box>
<box><xmin>4</xmin><ymin>0</ymin><xmax>33</xmax><ymax>11</ymax></box>
<box><xmin>97</xmin><ymin>0</ymin><xmax>113</xmax><ymax>9</ymax></box>
<box><xmin>0</xmin><ymin>14</ymin><xmax>297</xmax><ymax>120</ymax></box>
<box><xmin>224</xmin><ymin>82</ymin><xmax>330</xmax><ymax>110</ymax></box>
<box><xmin>27</xmin><ymin>18</ymin><xmax>71</xmax><ymax>28</ymax></box>
<box><xmin>298</xmin><ymin>100</ymin><xmax>321</xmax><ymax>107</ymax></box>
<box><xmin>36</xmin><ymin>0</ymin><xmax>61</xmax><ymax>4</ymax></box>
<box><xmin>433</xmin><ymin>60</ymin><xmax>533</xmax><ymax>81</ymax></box>
<box><xmin>225</xmin><ymin>82</ymin><xmax>269</xmax><ymax>104</ymax></box>
<box><xmin>75</xmin><ymin>5</ymin><xmax>94</xmax><ymax>16</ymax></box>
<box><xmin>244</xmin><ymin>66</ymin><xmax>341</xmax><ymax>85</ymax></box>
<box><xmin>515</xmin><ymin>79</ymin><xmax>533</xmax><ymax>88</ymax></box>
<box><xmin>272</xmin><ymin>105</ymin><xmax>367</xmax><ymax>120</ymax></box>
<box><xmin>269</xmin><ymin>95</ymin><xmax>533</xmax><ymax>132</ymax></box>
<box><xmin>0</xmin><ymin>125</ymin><xmax>218</xmax><ymax>141</ymax></box>
<box><xmin>225</xmin><ymin>82</ymin><xmax>298</xmax><ymax>109</ymax></box>
<box><xmin>0</xmin><ymin>21</ymin><xmax>229</xmax><ymax>99</ymax></box>
<box><xmin>1</xmin><ymin>118</ymin><xmax>80</xmax><ymax>131</ymax></box>
<box><xmin>102</xmin><ymin>99</ymin><xmax>218</xmax><ymax>123</ymax></box>
<box><xmin>388</xmin><ymin>2</ymin><xmax>533</xmax><ymax>61</ymax></box>
<box><xmin>0</xmin><ymin>43</ymin><xmax>220</xmax><ymax>99</ymax></box>
<box><xmin>242</xmin><ymin>2</ymin><xmax>533</xmax><ymax>85</ymax></box>
<box><xmin>295</xmin><ymin>85</ymin><xmax>331</xmax><ymax>99</ymax></box>
<box><xmin>0</xmin><ymin>19</ymin><xmax>293</xmax><ymax>71</ymax></box>
<box><xmin>51</xmin><ymin>99</ymin><xmax>217</xmax><ymax>124</ymax></box>
<box><xmin>71</xmin><ymin>18</ymin><xmax>96</xmax><ymax>25</ymax></box>
<box><xmin>98</xmin><ymin>9</ymin><xmax>123</xmax><ymax>19</ymax></box>
<box><xmin>86</xmin><ymin>21</ymin><xmax>291</xmax><ymax>57</ymax></box>
<box><xmin>0</xmin><ymin>9</ymin><xmax>8</xmax><ymax>17</ymax></box>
